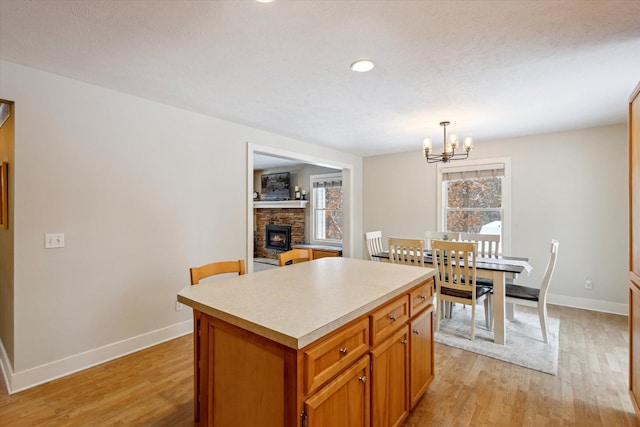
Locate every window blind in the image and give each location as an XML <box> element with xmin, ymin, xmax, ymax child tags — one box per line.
<box><xmin>441</xmin><ymin>162</ymin><xmax>505</xmax><ymax>181</ymax></box>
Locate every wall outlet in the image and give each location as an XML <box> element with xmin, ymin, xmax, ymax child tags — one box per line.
<box><xmin>45</xmin><ymin>233</ymin><xmax>65</xmax><ymax>249</ymax></box>
<box><xmin>585</xmin><ymin>278</ymin><xmax>593</xmax><ymax>290</ymax></box>
<box><xmin>175</xmin><ymin>301</ymin><xmax>184</xmax><ymax>311</ymax></box>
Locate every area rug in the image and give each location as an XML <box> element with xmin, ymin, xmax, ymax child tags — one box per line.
<box><xmin>434</xmin><ymin>303</ymin><xmax>560</xmax><ymax>375</ymax></box>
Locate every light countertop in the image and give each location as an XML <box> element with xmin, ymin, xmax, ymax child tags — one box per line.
<box><xmin>177</xmin><ymin>257</ymin><xmax>434</xmax><ymax>349</ymax></box>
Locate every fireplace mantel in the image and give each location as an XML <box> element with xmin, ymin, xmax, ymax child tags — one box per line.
<box><xmin>253</xmin><ymin>200</ymin><xmax>308</xmax><ymax>209</ymax></box>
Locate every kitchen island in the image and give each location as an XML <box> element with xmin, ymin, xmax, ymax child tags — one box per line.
<box><xmin>177</xmin><ymin>257</ymin><xmax>435</xmax><ymax>427</ymax></box>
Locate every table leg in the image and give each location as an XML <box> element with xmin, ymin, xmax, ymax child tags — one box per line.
<box><xmin>492</xmin><ymin>270</ymin><xmax>506</xmax><ymax>345</ymax></box>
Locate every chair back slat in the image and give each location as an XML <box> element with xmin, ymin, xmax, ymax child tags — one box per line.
<box><xmin>190</xmin><ymin>259</ymin><xmax>245</xmax><ymax>285</ymax></box>
<box><xmin>459</xmin><ymin>232</ymin><xmax>500</xmax><ymax>257</ymax></box>
<box><xmin>432</xmin><ymin>240</ymin><xmax>477</xmax><ymax>298</ymax></box>
<box><xmin>278</xmin><ymin>248</ymin><xmax>313</xmax><ymax>266</ymax></box>
<box><xmin>388</xmin><ymin>237</ymin><xmax>425</xmax><ymax>267</ymax></box>
<box><xmin>365</xmin><ymin>230</ymin><xmax>384</xmax><ymax>261</ymax></box>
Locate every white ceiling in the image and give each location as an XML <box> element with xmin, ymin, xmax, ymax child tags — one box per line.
<box><xmin>1</xmin><ymin>0</ymin><xmax>640</xmax><ymax>160</ymax></box>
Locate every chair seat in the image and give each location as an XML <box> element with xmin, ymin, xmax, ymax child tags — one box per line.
<box><xmin>441</xmin><ymin>285</ymin><xmax>492</xmax><ymax>300</ymax></box>
<box><xmin>505</xmin><ymin>283</ymin><xmax>540</xmax><ymax>302</ymax></box>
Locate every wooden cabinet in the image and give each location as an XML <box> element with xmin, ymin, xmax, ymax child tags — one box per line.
<box><xmin>409</xmin><ymin>304</ymin><xmax>434</xmax><ymax>408</ymax></box>
<box><xmin>370</xmin><ymin>325</ymin><xmax>410</xmax><ymax>427</ymax></box>
<box><xmin>303</xmin><ymin>318</ymin><xmax>369</xmax><ymax>395</ymax></box>
<box><xmin>304</xmin><ymin>355</ymin><xmax>370</xmax><ymax>427</ymax></box>
<box><xmin>194</xmin><ymin>277</ymin><xmax>434</xmax><ymax>426</ymax></box>
<box><xmin>291</xmin><ymin>244</ymin><xmax>342</xmax><ymax>259</ymax></box>
<box><xmin>312</xmin><ymin>248</ymin><xmax>341</xmax><ymax>259</ymax></box>
<box><xmin>630</xmin><ymin>80</ymin><xmax>640</xmax><ymax>420</ymax></box>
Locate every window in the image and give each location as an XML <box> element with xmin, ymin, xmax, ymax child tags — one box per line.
<box><xmin>437</xmin><ymin>158</ymin><xmax>511</xmax><ymax>253</ymax></box>
<box><xmin>310</xmin><ymin>173</ymin><xmax>343</xmax><ymax>244</ymax></box>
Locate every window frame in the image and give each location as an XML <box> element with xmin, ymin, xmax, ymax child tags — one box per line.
<box><xmin>310</xmin><ymin>172</ymin><xmax>343</xmax><ymax>245</ymax></box>
<box><xmin>436</xmin><ymin>157</ymin><xmax>512</xmax><ymax>254</ymax></box>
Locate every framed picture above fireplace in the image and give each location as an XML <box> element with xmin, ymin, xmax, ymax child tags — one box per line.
<box><xmin>260</xmin><ymin>172</ymin><xmax>290</xmax><ymax>201</ymax></box>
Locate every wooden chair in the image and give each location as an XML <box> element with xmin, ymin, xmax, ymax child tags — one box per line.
<box><xmin>388</xmin><ymin>237</ymin><xmax>426</xmax><ymax>267</ymax></box>
<box><xmin>425</xmin><ymin>231</ymin><xmax>460</xmax><ymax>250</ymax></box>
<box><xmin>432</xmin><ymin>240</ymin><xmax>491</xmax><ymax>340</ymax></box>
<box><xmin>188</xmin><ymin>259</ymin><xmax>245</xmax><ymax>421</ymax></box>
<box><xmin>459</xmin><ymin>232</ymin><xmax>501</xmax><ymax>257</ymax></box>
<box><xmin>365</xmin><ymin>230</ymin><xmax>384</xmax><ymax>261</ymax></box>
<box><xmin>190</xmin><ymin>259</ymin><xmax>246</xmax><ymax>285</ymax></box>
<box><xmin>503</xmin><ymin>239</ymin><xmax>559</xmax><ymax>343</ymax></box>
<box><xmin>278</xmin><ymin>248</ymin><xmax>313</xmax><ymax>266</ymax></box>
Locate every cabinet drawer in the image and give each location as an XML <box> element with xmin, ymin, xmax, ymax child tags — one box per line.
<box><xmin>409</xmin><ymin>279</ymin><xmax>434</xmax><ymax>316</ymax></box>
<box><xmin>370</xmin><ymin>295</ymin><xmax>409</xmax><ymax>345</ymax></box>
<box><xmin>303</xmin><ymin>317</ymin><xmax>369</xmax><ymax>395</ymax></box>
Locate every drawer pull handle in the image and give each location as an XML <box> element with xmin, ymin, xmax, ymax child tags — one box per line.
<box><xmin>420</xmin><ymin>295</ymin><xmax>427</xmax><ymax>300</ymax></box>
<box><xmin>401</xmin><ymin>339</ymin><xmax>408</xmax><ymax>345</ymax></box>
<box><xmin>358</xmin><ymin>375</ymin><xmax>367</xmax><ymax>384</ymax></box>
<box><xmin>389</xmin><ymin>314</ymin><xmax>397</xmax><ymax>321</ymax></box>
<box><xmin>339</xmin><ymin>347</ymin><xmax>349</xmax><ymax>355</ymax></box>
<box><xmin>413</xmin><ymin>329</ymin><xmax>419</xmax><ymax>335</ymax></box>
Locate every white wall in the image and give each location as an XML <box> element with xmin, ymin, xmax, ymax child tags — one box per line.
<box><xmin>0</xmin><ymin>60</ymin><xmax>363</xmax><ymax>392</ymax></box>
<box><xmin>364</xmin><ymin>124</ymin><xmax>628</xmax><ymax>314</ymax></box>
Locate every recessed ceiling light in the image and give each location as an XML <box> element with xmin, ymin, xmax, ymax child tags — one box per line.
<box><xmin>350</xmin><ymin>59</ymin><xmax>375</xmax><ymax>73</ymax></box>
<box><xmin>256</xmin><ymin>0</ymin><xmax>274</xmax><ymax>3</ymax></box>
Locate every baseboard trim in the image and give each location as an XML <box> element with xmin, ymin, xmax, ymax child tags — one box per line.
<box><xmin>547</xmin><ymin>293</ymin><xmax>628</xmax><ymax>316</ymax></box>
<box><xmin>2</xmin><ymin>320</ymin><xmax>192</xmax><ymax>394</ymax></box>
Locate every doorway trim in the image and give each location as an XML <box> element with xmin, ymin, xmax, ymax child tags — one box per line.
<box><xmin>246</xmin><ymin>143</ymin><xmax>354</xmax><ymax>272</ymax></box>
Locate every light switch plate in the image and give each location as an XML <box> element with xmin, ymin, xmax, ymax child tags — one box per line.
<box><xmin>45</xmin><ymin>233</ymin><xmax>65</xmax><ymax>249</ymax></box>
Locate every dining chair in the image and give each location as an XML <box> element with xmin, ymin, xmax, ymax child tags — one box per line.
<box><xmin>190</xmin><ymin>259</ymin><xmax>246</xmax><ymax>285</ymax></box>
<box><xmin>278</xmin><ymin>248</ymin><xmax>313</xmax><ymax>266</ymax></box>
<box><xmin>432</xmin><ymin>240</ymin><xmax>492</xmax><ymax>340</ymax></box>
<box><xmin>388</xmin><ymin>237</ymin><xmax>425</xmax><ymax>267</ymax></box>
<box><xmin>502</xmin><ymin>239</ymin><xmax>559</xmax><ymax>343</ymax></box>
<box><xmin>188</xmin><ymin>258</ymin><xmax>246</xmax><ymax>421</ymax></box>
<box><xmin>365</xmin><ymin>230</ymin><xmax>384</xmax><ymax>261</ymax></box>
<box><xmin>425</xmin><ymin>231</ymin><xmax>460</xmax><ymax>250</ymax></box>
<box><xmin>459</xmin><ymin>232</ymin><xmax>501</xmax><ymax>257</ymax></box>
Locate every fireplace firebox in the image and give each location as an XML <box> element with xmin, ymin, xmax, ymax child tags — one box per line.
<box><xmin>265</xmin><ymin>225</ymin><xmax>292</xmax><ymax>251</ymax></box>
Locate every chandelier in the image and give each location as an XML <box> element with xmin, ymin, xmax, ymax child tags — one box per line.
<box><xmin>422</xmin><ymin>121</ymin><xmax>473</xmax><ymax>163</ymax></box>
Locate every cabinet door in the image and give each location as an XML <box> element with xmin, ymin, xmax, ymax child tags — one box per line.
<box><xmin>199</xmin><ymin>314</ymin><xmax>292</xmax><ymax>427</ymax></box>
<box><xmin>410</xmin><ymin>305</ymin><xmax>434</xmax><ymax>408</ymax></box>
<box><xmin>370</xmin><ymin>325</ymin><xmax>409</xmax><ymax>427</ymax></box>
<box><xmin>304</xmin><ymin>355</ymin><xmax>370</xmax><ymax>427</ymax></box>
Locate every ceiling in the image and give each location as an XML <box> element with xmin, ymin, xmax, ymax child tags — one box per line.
<box><xmin>1</xmin><ymin>0</ymin><xmax>640</xmax><ymax>162</ymax></box>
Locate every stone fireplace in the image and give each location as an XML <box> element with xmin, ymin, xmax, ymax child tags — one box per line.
<box><xmin>255</xmin><ymin>207</ymin><xmax>305</xmax><ymax>259</ymax></box>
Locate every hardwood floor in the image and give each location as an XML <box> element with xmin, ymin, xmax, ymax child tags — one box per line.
<box><xmin>0</xmin><ymin>305</ymin><xmax>638</xmax><ymax>426</ymax></box>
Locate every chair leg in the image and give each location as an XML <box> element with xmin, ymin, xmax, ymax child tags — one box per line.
<box><xmin>435</xmin><ymin>298</ymin><xmax>441</xmax><ymax>332</ymax></box>
<box><xmin>539</xmin><ymin>303</ymin><xmax>548</xmax><ymax>343</ymax></box>
<box><xmin>483</xmin><ymin>296</ymin><xmax>491</xmax><ymax>330</ymax></box>
<box><xmin>470</xmin><ymin>302</ymin><xmax>475</xmax><ymax>340</ymax></box>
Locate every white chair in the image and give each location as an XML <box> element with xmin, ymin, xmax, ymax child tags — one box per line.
<box><xmin>365</xmin><ymin>230</ymin><xmax>384</xmax><ymax>261</ymax></box>
<box><xmin>425</xmin><ymin>231</ymin><xmax>460</xmax><ymax>250</ymax></box>
<box><xmin>503</xmin><ymin>239</ymin><xmax>559</xmax><ymax>343</ymax></box>
<box><xmin>432</xmin><ymin>240</ymin><xmax>491</xmax><ymax>340</ymax></box>
<box><xmin>460</xmin><ymin>232</ymin><xmax>501</xmax><ymax>257</ymax></box>
<box><xmin>388</xmin><ymin>237</ymin><xmax>425</xmax><ymax>267</ymax></box>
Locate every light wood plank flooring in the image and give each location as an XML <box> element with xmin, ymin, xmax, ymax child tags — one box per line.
<box><xmin>0</xmin><ymin>305</ymin><xmax>638</xmax><ymax>426</ymax></box>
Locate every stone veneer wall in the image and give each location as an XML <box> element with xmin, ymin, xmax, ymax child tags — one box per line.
<box><xmin>255</xmin><ymin>208</ymin><xmax>305</xmax><ymax>259</ymax></box>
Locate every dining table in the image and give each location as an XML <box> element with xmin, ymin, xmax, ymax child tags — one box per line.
<box><xmin>372</xmin><ymin>250</ymin><xmax>532</xmax><ymax>345</ymax></box>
